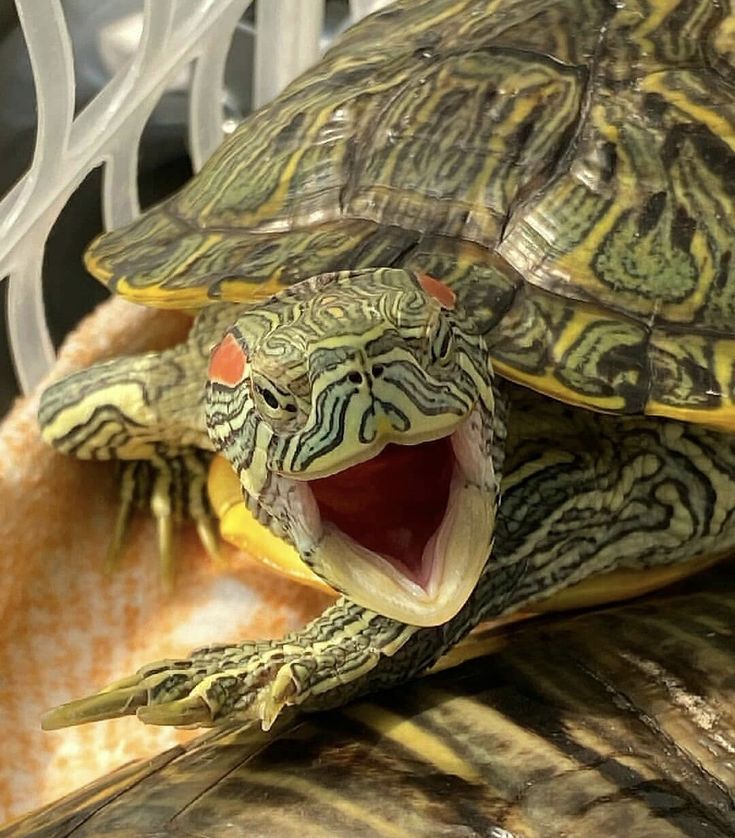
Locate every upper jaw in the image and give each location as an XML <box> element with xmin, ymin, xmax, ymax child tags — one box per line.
<box><xmin>252</xmin><ymin>406</ymin><xmax>497</xmax><ymax>627</ymax></box>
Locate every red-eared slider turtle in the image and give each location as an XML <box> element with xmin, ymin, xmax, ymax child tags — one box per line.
<box><xmin>38</xmin><ymin>0</ymin><xmax>735</xmax><ymax>731</ymax></box>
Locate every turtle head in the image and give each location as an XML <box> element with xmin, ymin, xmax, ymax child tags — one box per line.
<box><xmin>206</xmin><ymin>269</ymin><xmax>501</xmax><ymax>626</ymax></box>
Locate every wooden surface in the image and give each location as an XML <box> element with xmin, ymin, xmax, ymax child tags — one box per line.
<box><xmin>4</xmin><ymin>564</ymin><xmax>734</xmax><ymax>838</ymax></box>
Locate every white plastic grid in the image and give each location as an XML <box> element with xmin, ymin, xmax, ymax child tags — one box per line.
<box><xmin>0</xmin><ymin>0</ymin><xmax>392</xmax><ymax>394</ymax></box>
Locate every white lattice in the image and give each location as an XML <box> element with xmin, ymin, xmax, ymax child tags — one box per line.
<box><xmin>0</xmin><ymin>0</ymin><xmax>392</xmax><ymax>394</ymax></box>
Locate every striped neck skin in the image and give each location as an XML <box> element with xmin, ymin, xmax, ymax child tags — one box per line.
<box><xmin>206</xmin><ymin>269</ymin><xmax>499</xmax><ymax>627</ymax></box>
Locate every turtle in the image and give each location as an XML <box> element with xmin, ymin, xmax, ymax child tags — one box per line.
<box><xmin>37</xmin><ymin>0</ymin><xmax>735</xmax><ymax>732</ymax></box>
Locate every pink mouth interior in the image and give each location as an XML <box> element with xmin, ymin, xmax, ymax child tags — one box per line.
<box><xmin>309</xmin><ymin>438</ymin><xmax>454</xmax><ymax>583</ymax></box>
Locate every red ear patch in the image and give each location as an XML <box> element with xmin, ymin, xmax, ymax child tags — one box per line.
<box><xmin>209</xmin><ymin>333</ymin><xmax>248</xmax><ymax>386</ymax></box>
<box><xmin>417</xmin><ymin>274</ymin><xmax>456</xmax><ymax>310</ymax></box>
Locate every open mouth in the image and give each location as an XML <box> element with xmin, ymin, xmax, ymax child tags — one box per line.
<box><xmin>309</xmin><ymin>438</ymin><xmax>454</xmax><ymax>589</ymax></box>
<box><xmin>271</xmin><ymin>406</ymin><xmax>497</xmax><ymax>627</ymax></box>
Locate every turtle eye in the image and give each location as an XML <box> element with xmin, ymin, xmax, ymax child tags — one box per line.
<box><xmin>259</xmin><ymin>386</ymin><xmax>280</xmax><ymax>410</ymax></box>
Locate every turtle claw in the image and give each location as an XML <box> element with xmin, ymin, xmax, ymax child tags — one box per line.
<box><xmin>41</xmin><ymin>666</ymin><xmax>197</xmax><ymax>730</ymax></box>
<box><xmin>194</xmin><ymin>514</ymin><xmax>225</xmax><ymax>569</ymax></box>
<box><xmin>258</xmin><ymin>665</ymin><xmax>298</xmax><ymax>730</ymax></box>
<box><xmin>41</xmin><ymin>683</ymin><xmax>148</xmax><ymax>730</ymax></box>
<box><xmin>151</xmin><ymin>477</ymin><xmax>175</xmax><ymax>592</ymax></box>
<box><xmin>104</xmin><ymin>450</ymin><xmax>219</xmax><ymax>587</ymax></box>
<box><xmin>104</xmin><ymin>462</ymin><xmax>138</xmax><ymax>573</ymax></box>
<box><xmin>137</xmin><ymin>695</ymin><xmax>214</xmax><ymax>727</ymax></box>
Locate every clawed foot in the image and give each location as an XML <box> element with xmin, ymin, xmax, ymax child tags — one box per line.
<box><xmin>41</xmin><ymin>635</ymin><xmax>382</xmax><ymax>732</ymax></box>
<box><xmin>106</xmin><ymin>448</ymin><xmax>223</xmax><ymax>588</ymax></box>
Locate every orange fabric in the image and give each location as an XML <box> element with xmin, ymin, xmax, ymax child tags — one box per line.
<box><xmin>0</xmin><ymin>298</ymin><xmax>331</xmax><ymax>824</ymax></box>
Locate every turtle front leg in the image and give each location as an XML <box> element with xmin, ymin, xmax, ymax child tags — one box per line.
<box><xmin>41</xmin><ymin>558</ymin><xmax>527</xmax><ymax>732</ymax></box>
<box><xmin>38</xmin><ymin>304</ymin><xmax>243</xmax><ymax>582</ymax></box>
<box><xmin>41</xmin><ymin>599</ymin><xmax>420</xmax><ymax>731</ymax></box>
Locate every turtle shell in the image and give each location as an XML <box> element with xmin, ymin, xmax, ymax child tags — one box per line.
<box><xmin>85</xmin><ymin>0</ymin><xmax>735</xmax><ymax>427</ymax></box>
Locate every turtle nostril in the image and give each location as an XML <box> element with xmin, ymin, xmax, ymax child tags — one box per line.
<box><xmin>372</xmin><ymin>364</ymin><xmax>384</xmax><ymax>378</ymax></box>
<box><xmin>348</xmin><ymin>371</ymin><xmax>363</xmax><ymax>385</ymax></box>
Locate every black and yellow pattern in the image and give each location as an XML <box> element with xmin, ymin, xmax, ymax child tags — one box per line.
<box><xmin>85</xmin><ymin>0</ymin><xmax>735</xmax><ymax>424</ymax></box>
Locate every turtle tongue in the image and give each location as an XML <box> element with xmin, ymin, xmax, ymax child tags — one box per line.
<box><xmin>309</xmin><ymin>438</ymin><xmax>454</xmax><ymax>582</ymax></box>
